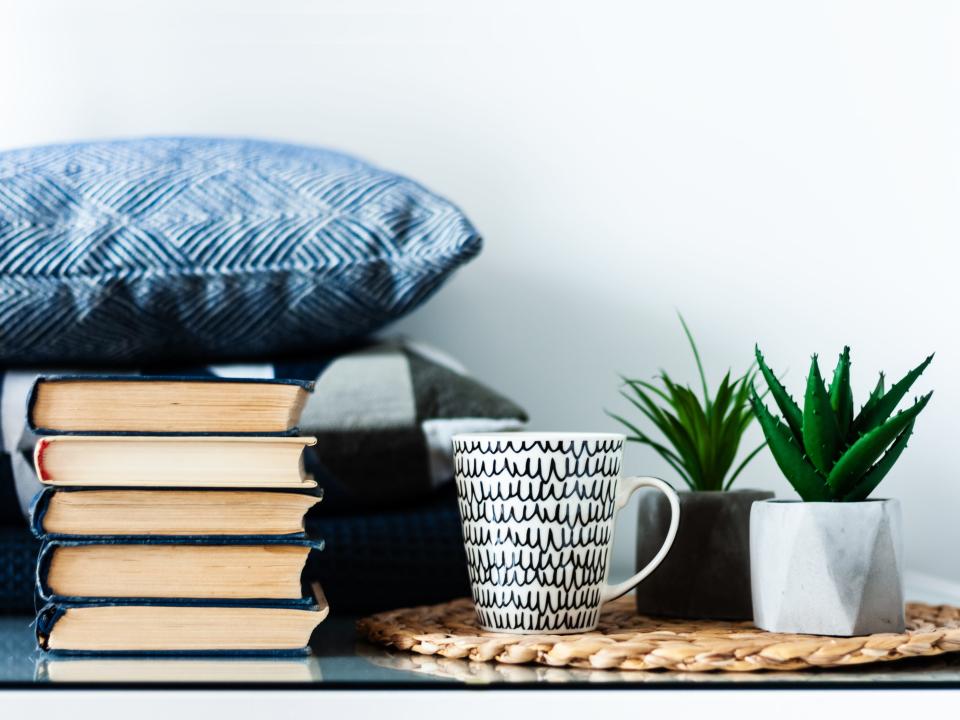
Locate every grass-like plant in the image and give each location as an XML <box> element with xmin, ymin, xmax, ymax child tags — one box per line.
<box><xmin>750</xmin><ymin>346</ymin><xmax>933</xmax><ymax>502</ymax></box>
<box><xmin>608</xmin><ymin>315</ymin><xmax>766</xmax><ymax>491</ymax></box>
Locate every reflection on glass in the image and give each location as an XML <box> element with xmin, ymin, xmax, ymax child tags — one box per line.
<box><xmin>35</xmin><ymin>656</ymin><xmax>322</xmax><ymax>684</ymax></box>
<box><xmin>358</xmin><ymin>643</ymin><xmax>960</xmax><ymax>685</ymax></box>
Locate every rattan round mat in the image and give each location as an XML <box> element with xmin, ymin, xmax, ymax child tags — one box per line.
<box><xmin>358</xmin><ymin>597</ymin><xmax>960</xmax><ymax>672</ymax></box>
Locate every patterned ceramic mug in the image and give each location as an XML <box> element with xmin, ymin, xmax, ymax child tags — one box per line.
<box><xmin>453</xmin><ymin>432</ymin><xmax>680</xmax><ymax>634</ymax></box>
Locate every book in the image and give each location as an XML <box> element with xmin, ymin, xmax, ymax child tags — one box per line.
<box><xmin>36</xmin><ymin>584</ymin><xmax>329</xmax><ymax>654</ymax></box>
<box><xmin>26</xmin><ymin>376</ymin><xmax>329</xmax><ymax>657</ymax></box>
<box><xmin>31</xmin><ymin>488</ymin><xmax>322</xmax><ymax>537</ymax></box>
<box><xmin>34</xmin><ymin>436</ymin><xmax>317</xmax><ymax>488</ymax></box>
<box><xmin>28</xmin><ymin>376</ymin><xmax>314</xmax><ymax>435</ymax></box>
<box><xmin>37</xmin><ymin>538</ymin><xmax>323</xmax><ymax>603</ymax></box>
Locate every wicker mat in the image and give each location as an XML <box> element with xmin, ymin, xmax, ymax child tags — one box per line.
<box><xmin>357</xmin><ymin>597</ymin><xmax>960</xmax><ymax>672</ymax></box>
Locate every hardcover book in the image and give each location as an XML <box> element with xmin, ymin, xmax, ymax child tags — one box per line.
<box><xmin>34</xmin><ymin>435</ymin><xmax>317</xmax><ymax>488</ymax></box>
<box><xmin>25</xmin><ymin>374</ymin><xmax>329</xmax><ymax>656</ymax></box>
<box><xmin>28</xmin><ymin>376</ymin><xmax>314</xmax><ymax>435</ymax></box>
<box><xmin>36</xmin><ymin>583</ymin><xmax>329</xmax><ymax>655</ymax></box>
<box><xmin>31</xmin><ymin>487</ymin><xmax>322</xmax><ymax>538</ymax></box>
<box><xmin>36</xmin><ymin>537</ymin><xmax>324</xmax><ymax>604</ymax></box>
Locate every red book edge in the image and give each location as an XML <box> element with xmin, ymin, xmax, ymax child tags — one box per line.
<box><xmin>34</xmin><ymin>437</ymin><xmax>50</xmax><ymax>482</ymax></box>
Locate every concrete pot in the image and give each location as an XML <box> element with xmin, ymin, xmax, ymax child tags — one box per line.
<box><xmin>751</xmin><ymin>499</ymin><xmax>905</xmax><ymax>636</ymax></box>
<box><xmin>635</xmin><ymin>489</ymin><xmax>773</xmax><ymax>620</ymax></box>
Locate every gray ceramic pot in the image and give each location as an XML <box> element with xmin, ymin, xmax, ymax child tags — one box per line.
<box><xmin>635</xmin><ymin>488</ymin><xmax>773</xmax><ymax>620</ymax></box>
<box><xmin>751</xmin><ymin>498</ymin><xmax>905</xmax><ymax>636</ymax></box>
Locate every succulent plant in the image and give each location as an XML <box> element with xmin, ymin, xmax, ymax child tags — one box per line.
<box><xmin>750</xmin><ymin>346</ymin><xmax>933</xmax><ymax>501</ymax></box>
<box><xmin>608</xmin><ymin>314</ymin><xmax>766</xmax><ymax>492</ymax></box>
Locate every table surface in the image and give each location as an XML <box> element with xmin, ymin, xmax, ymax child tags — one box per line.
<box><xmin>2</xmin><ymin>614</ymin><xmax>960</xmax><ymax>689</ymax></box>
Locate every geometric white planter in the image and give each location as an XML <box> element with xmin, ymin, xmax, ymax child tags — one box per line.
<box><xmin>750</xmin><ymin>499</ymin><xmax>905</xmax><ymax>636</ymax></box>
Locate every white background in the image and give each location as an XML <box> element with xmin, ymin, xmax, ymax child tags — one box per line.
<box><xmin>1</xmin><ymin>0</ymin><xmax>958</xmax><ymax>592</ymax></box>
<box><xmin>1</xmin><ymin>690</ymin><xmax>956</xmax><ymax>719</ymax></box>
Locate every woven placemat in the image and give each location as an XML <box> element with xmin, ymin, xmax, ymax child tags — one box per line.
<box><xmin>357</xmin><ymin>597</ymin><xmax>960</xmax><ymax>672</ymax></box>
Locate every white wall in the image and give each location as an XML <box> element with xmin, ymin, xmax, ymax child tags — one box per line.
<box><xmin>2</xmin><ymin>0</ymin><xmax>958</xmax><ymax>591</ymax></box>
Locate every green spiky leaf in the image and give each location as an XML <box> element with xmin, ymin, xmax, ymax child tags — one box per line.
<box><xmin>754</xmin><ymin>346</ymin><xmax>803</xmax><ymax>444</ymax></box>
<box><xmin>711</xmin><ymin>371</ymin><xmax>734</xmax><ymax>431</ymax></box>
<box><xmin>857</xmin><ymin>372</ymin><xmax>886</xmax><ymax>421</ymax></box>
<box><xmin>750</xmin><ymin>389</ymin><xmax>829</xmax><ymax>501</ymax></box>
<box><xmin>827</xmin><ymin>392</ymin><xmax>932</xmax><ymax>497</ymax></box>
<box><xmin>610</xmin><ymin>317</ymin><xmax>762</xmax><ymax>492</ymax></box>
<box><xmin>842</xmin><ymin>420</ymin><xmax>915</xmax><ymax>502</ymax></box>
<box><xmin>616</xmin><ymin>381</ymin><xmax>705</xmax><ymax>486</ymax></box>
<box><xmin>607</xmin><ymin>410</ymin><xmax>697</xmax><ymax>489</ymax></box>
<box><xmin>829</xmin><ymin>346</ymin><xmax>853</xmax><ymax>438</ymax></box>
<box><xmin>678</xmin><ymin>312</ymin><xmax>709</xmax><ymax>405</ymax></box>
<box><xmin>803</xmin><ymin>354</ymin><xmax>843</xmax><ymax>475</ymax></box>
<box><xmin>852</xmin><ymin>355</ymin><xmax>933</xmax><ymax>434</ymax></box>
<box><xmin>623</xmin><ymin>377</ymin><xmax>671</xmax><ymax>404</ymax></box>
<box><xmin>617</xmin><ymin>387</ymin><xmax>704</xmax><ymax>485</ymax></box>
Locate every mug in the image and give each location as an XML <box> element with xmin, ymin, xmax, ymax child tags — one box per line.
<box><xmin>453</xmin><ymin>432</ymin><xmax>680</xmax><ymax>634</ymax></box>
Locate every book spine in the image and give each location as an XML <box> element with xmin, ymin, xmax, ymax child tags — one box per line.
<box><xmin>35</xmin><ymin>601</ymin><xmax>66</xmax><ymax>651</ymax></box>
<box><xmin>30</xmin><ymin>374</ymin><xmax>316</xmax><ymax>389</ymax></box>
<box><xmin>28</xmin><ymin>487</ymin><xmax>54</xmax><ymax>539</ymax></box>
<box><xmin>25</xmin><ymin>378</ymin><xmax>41</xmax><ymax>433</ymax></box>
<box><xmin>34</xmin><ymin>541</ymin><xmax>55</xmax><ymax>600</ymax></box>
<box><xmin>38</xmin><ymin>535</ymin><xmax>324</xmax><ymax>548</ymax></box>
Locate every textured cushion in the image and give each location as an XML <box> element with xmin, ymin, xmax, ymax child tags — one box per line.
<box><xmin>0</xmin><ymin>138</ymin><xmax>481</xmax><ymax>364</ymax></box>
<box><xmin>0</xmin><ymin>339</ymin><xmax>527</xmax><ymax>519</ymax></box>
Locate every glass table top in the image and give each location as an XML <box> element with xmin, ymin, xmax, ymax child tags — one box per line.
<box><xmin>2</xmin><ymin>614</ymin><xmax>959</xmax><ymax>689</ymax></box>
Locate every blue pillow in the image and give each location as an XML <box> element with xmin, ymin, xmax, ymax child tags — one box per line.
<box><xmin>0</xmin><ymin>138</ymin><xmax>481</xmax><ymax>363</ymax></box>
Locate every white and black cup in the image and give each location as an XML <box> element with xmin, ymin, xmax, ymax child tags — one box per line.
<box><xmin>452</xmin><ymin>432</ymin><xmax>680</xmax><ymax>634</ymax></box>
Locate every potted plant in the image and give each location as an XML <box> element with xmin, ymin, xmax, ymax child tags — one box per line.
<box><xmin>610</xmin><ymin>315</ymin><xmax>772</xmax><ymax>620</ymax></box>
<box><xmin>749</xmin><ymin>346</ymin><xmax>933</xmax><ymax>636</ymax></box>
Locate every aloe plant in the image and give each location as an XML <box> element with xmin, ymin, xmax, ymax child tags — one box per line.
<box><xmin>750</xmin><ymin>346</ymin><xmax>933</xmax><ymax>501</ymax></box>
<box><xmin>608</xmin><ymin>315</ymin><xmax>766</xmax><ymax>491</ymax></box>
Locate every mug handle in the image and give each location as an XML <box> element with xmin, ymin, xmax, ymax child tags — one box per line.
<box><xmin>600</xmin><ymin>476</ymin><xmax>680</xmax><ymax>604</ymax></box>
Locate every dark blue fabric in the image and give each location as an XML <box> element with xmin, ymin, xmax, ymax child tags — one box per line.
<box><xmin>305</xmin><ymin>484</ymin><xmax>469</xmax><ymax>613</ymax></box>
<box><xmin>0</xmin><ymin>525</ymin><xmax>40</xmax><ymax>613</ymax></box>
<box><xmin>0</xmin><ymin>138</ymin><xmax>482</xmax><ymax>364</ymax></box>
<box><xmin>0</xmin><ymin>456</ymin><xmax>22</xmax><ymax>527</ymax></box>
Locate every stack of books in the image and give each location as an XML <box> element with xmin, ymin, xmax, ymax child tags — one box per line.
<box><xmin>28</xmin><ymin>375</ymin><xmax>328</xmax><ymax>654</ymax></box>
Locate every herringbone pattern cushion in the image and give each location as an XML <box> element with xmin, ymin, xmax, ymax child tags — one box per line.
<box><xmin>0</xmin><ymin>138</ymin><xmax>481</xmax><ymax>363</ymax></box>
